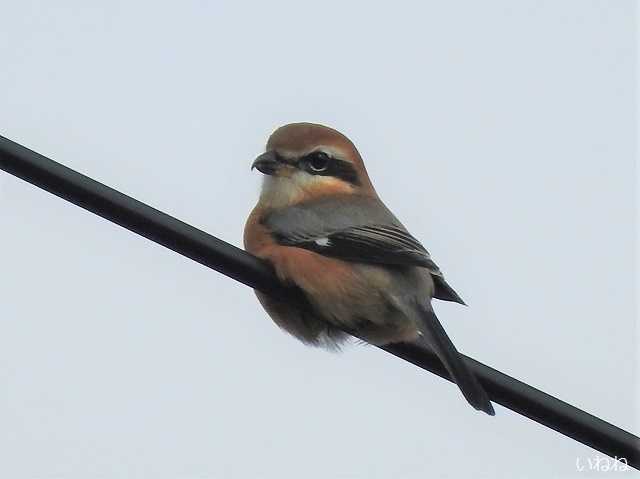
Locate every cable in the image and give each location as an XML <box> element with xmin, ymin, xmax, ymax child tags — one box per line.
<box><xmin>1</xmin><ymin>134</ymin><xmax>638</xmax><ymax>468</ymax></box>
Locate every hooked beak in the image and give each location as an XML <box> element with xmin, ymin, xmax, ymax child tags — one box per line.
<box><xmin>251</xmin><ymin>151</ymin><xmax>281</xmax><ymax>176</ymax></box>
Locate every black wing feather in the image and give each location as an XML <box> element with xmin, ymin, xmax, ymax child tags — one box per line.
<box><xmin>278</xmin><ymin>224</ymin><xmax>437</xmax><ymax>268</ymax></box>
<box><xmin>264</xmin><ymin>197</ymin><xmax>465</xmax><ymax>305</ymax></box>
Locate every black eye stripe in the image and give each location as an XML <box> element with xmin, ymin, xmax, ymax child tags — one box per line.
<box><xmin>298</xmin><ymin>153</ymin><xmax>360</xmax><ymax>185</ymax></box>
<box><xmin>329</xmin><ymin>159</ymin><xmax>360</xmax><ymax>185</ymax></box>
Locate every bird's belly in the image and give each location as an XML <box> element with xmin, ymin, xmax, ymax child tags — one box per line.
<box><xmin>254</xmin><ymin>261</ymin><xmax>429</xmax><ymax>347</ymax></box>
<box><xmin>254</xmin><ymin>290</ymin><xmax>349</xmax><ymax>348</ymax></box>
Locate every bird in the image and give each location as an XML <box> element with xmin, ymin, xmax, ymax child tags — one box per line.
<box><xmin>244</xmin><ymin>122</ymin><xmax>494</xmax><ymax>415</ymax></box>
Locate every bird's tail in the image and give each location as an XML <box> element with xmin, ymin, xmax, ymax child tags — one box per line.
<box><xmin>417</xmin><ymin>308</ymin><xmax>495</xmax><ymax>415</ymax></box>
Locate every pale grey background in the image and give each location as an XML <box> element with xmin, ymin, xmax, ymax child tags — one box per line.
<box><xmin>0</xmin><ymin>1</ymin><xmax>637</xmax><ymax>478</ymax></box>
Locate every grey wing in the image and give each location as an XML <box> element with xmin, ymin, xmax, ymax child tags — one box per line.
<box><xmin>263</xmin><ymin>196</ymin><xmax>465</xmax><ymax>305</ymax></box>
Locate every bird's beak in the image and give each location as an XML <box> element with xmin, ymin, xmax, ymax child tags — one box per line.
<box><xmin>251</xmin><ymin>151</ymin><xmax>281</xmax><ymax>176</ymax></box>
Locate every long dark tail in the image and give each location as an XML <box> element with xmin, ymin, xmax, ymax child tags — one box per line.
<box><xmin>418</xmin><ymin>308</ymin><xmax>495</xmax><ymax>415</ymax></box>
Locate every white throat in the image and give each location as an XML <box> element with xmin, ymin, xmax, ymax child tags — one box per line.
<box><xmin>259</xmin><ymin>171</ymin><xmax>349</xmax><ymax>209</ymax></box>
<box><xmin>259</xmin><ymin>175</ymin><xmax>306</xmax><ymax>209</ymax></box>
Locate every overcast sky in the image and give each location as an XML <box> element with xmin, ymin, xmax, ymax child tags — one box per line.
<box><xmin>1</xmin><ymin>1</ymin><xmax>637</xmax><ymax>478</ymax></box>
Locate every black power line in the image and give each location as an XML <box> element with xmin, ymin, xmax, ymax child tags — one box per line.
<box><xmin>1</xmin><ymin>135</ymin><xmax>638</xmax><ymax>469</ymax></box>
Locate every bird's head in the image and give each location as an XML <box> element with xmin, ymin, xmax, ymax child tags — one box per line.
<box><xmin>252</xmin><ymin>123</ymin><xmax>376</xmax><ymax>208</ymax></box>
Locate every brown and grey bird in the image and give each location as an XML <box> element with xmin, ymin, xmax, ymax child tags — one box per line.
<box><xmin>244</xmin><ymin>122</ymin><xmax>494</xmax><ymax>415</ymax></box>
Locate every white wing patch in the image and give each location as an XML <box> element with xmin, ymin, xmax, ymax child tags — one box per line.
<box><xmin>314</xmin><ymin>237</ymin><xmax>331</xmax><ymax>247</ymax></box>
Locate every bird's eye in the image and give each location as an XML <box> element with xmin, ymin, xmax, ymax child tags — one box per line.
<box><xmin>306</xmin><ymin>152</ymin><xmax>330</xmax><ymax>172</ymax></box>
